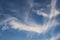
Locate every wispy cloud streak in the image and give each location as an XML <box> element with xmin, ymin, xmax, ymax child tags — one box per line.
<box><xmin>50</xmin><ymin>33</ymin><xmax>60</xmax><ymax>40</ymax></box>
<box><xmin>1</xmin><ymin>0</ymin><xmax>59</xmax><ymax>34</ymax></box>
<box><xmin>50</xmin><ymin>0</ymin><xmax>57</xmax><ymax>19</ymax></box>
<box><xmin>2</xmin><ymin>17</ymin><xmax>57</xmax><ymax>34</ymax></box>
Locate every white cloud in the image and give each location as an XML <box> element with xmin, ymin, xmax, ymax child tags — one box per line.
<box><xmin>0</xmin><ymin>0</ymin><xmax>59</xmax><ymax>35</ymax></box>
<box><xmin>34</xmin><ymin>0</ymin><xmax>60</xmax><ymax>19</ymax></box>
<box><xmin>28</xmin><ymin>0</ymin><xmax>33</xmax><ymax>8</ymax></box>
<box><xmin>1</xmin><ymin>25</ymin><xmax>9</xmax><ymax>31</ymax></box>
<box><xmin>37</xmin><ymin>9</ymin><xmax>60</xmax><ymax>18</ymax></box>
<box><xmin>8</xmin><ymin>18</ymin><xmax>44</xmax><ymax>33</ymax></box>
<box><xmin>2</xmin><ymin>17</ymin><xmax>57</xmax><ymax>34</ymax></box>
<box><xmin>36</xmin><ymin>10</ymin><xmax>49</xmax><ymax>17</ymax></box>
<box><xmin>50</xmin><ymin>33</ymin><xmax>60</xmax><ymax>40</ymax></box>
<box><xmin>50</xmin><ymin>36</ymin><xmax>56</xmax><ymax>40</ymax></box>
<box><xmin>49</xmin><ymin>0</ymin><xmax>57</xmax><ymax>19</ymax></box>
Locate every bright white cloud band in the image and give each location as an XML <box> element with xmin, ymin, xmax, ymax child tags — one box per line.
<box><xmin>1</xmin><ymin>0</ymin><xmax>60</xmax><ymax>34</ymax></box>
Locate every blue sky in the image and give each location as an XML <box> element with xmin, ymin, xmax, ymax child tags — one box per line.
<box><xmin>0</xmin><ymin>0</ymin><xmax>60</xmax><ymax>40</ymax></box>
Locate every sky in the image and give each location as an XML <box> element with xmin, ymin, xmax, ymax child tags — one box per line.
<box><xmin>0</xmin><ymin>0</ymin><xmax>60</xmax><ymax>40</ymax></box>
